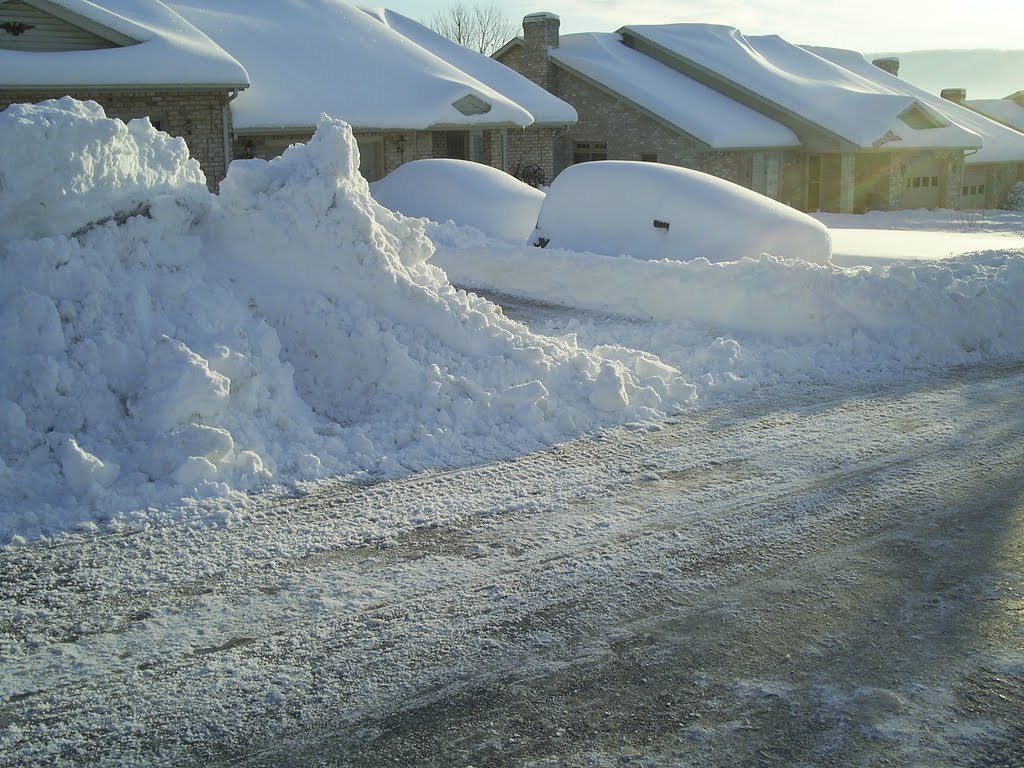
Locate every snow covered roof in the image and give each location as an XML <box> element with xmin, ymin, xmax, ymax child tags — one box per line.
<box><xmin>551</xmin><ymin>32</ymin><xmax>799</xmax><ymax>150</ymax></box>
<box><xmin>807</xmin><ymin>47</ymin><xmax>1024</xmax><ymax>165</ymax></box>
<box><xmin>0</xmin><ymin>0</ymin><xmax>248</xmax><ymax>88</ymax></box>
<box><xmin>619</xmin><ymin>24</ymin><xmax>981</xmax><ymax>152</ymax></box>
<box><xmin>965</xmin><ymin>98</ymin><xmax>1024</xmax><ymax>136</ymax></box>
<box><xmin>169</xmin><ymin>0</ymin><xmax>535</xmax><ymax>132</ymax></box>
<box><xmin>361</xmin><ymin>7</ymin><xmax>577</xmax><ymax>126</ymax></box>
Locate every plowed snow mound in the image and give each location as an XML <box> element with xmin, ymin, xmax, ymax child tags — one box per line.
<box><xmin>0</xmin><ymin>100</ymin><xmax>694</xmax><ymax>541</ymax></box>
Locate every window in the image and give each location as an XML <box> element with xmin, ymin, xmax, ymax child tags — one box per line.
<box><xmin>907</xmin><ymin>175</ymin><xmax>939</xmax><ymax>189</ymax></box>
<box><xmin>640</xmin><ymin>153</ymin><xmax>658</xmax><ymax>162</ymax></box>
<box><xmin>574</xmin><ymin>141</ymin><xmax>607</xmax><ymax>164</ymax></box>
<box><xmin>962</xmin><ymin>184</ymin><xmax>985</xmax><ymax>196</ymax></box>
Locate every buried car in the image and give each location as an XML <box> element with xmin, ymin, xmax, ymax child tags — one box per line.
<box><xmin>531</xmin><ymin>161</ymin><xmax>832</xmax><ymax>264</ymax></box>
<box><xmin>370</xmin><ymin>158</ymin><xmax>545</xmax><ymax>242</ymax></box>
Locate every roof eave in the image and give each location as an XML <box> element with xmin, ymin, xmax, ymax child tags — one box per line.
<box><xmin>491</xmin><ymin>36</ymin><xmax>524</xmax><ymax>61</ymax></box>
<box><xmin>0</xmin><ymin>81</ymin><xmax>249</xmax><ymax>91</ymax></box>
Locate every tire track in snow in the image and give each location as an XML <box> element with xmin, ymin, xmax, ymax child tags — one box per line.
<box><xmin>1</xmin><ymin>363</ymin><xmax>1022</xmax><ymax>766</ymax></box>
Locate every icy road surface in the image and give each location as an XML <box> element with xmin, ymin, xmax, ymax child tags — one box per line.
<box><xmin>2</xmin><ymin>361</ymin><xmax>1023</xmax><ymax>767</ymax></box>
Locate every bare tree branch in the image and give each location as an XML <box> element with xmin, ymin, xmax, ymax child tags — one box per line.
<box><xmin>427</xmin><ymin>3</ymin><xmax>518</xmax><ymax>55</ymax></box>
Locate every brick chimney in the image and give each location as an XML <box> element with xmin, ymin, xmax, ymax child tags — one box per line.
<box><xmin>941</xmin><ymin>88</ymin><xmax>967</xmax><ymax>105</ymax></box>
<box><xmin>520</xmin><ymin>12</ymin><xmax>560</xmax><ymax>91</ymax></box>
<box><xmin>871</xmin><ymin>57</ymin><xmax>900</xmax><ymax>76</ymax></box>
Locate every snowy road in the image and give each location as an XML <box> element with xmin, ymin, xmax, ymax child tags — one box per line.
<box><xmin>2</xmin><ymin>362</ymin><xmax>1023</xmax><ymax>767</ymax></box>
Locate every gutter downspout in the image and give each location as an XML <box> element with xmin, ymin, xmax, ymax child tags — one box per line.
<box><xmin>222</xmin><ymin>89</ymin><xmax>241</xmax><ymax>184</ymax></box>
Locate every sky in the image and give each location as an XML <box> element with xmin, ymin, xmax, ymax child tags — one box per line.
<box><xmin>381</xmin><ymin>0</ymin><xmax>1024</xmax><ymax>53</ymax></box>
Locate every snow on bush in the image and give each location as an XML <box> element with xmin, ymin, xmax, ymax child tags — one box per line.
<box><xmin>532</xmin><ymin>161</ymin><xmax>832</xmax><ymax>264</ymax></box>
<box><xmin>0</xmin><ymin>100</ymin><xmax>695</xmax><ymax>541</ymax></box>
<box><xmin>370</xmin><ymin>158</ymin><xmax>545</xmax><ymax>241</ymax></box>
<box><xmin>1005</xmin><ymin>181</ymin><xmax>1024</xmax><ymax>212</ymax></box>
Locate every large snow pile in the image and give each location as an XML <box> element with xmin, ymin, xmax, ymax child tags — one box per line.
<box><xmin>0</xmin><ymin>98</ymin><xmax>209</xmax><ymax>243</ymax></box>
<box><xmin>532</xmin><ymin>161</ymin><xmax>832</xmax><ymax>264</ymax></box>
<box><xmin>0</xmin><ymin>100</ymin><xmax>695</xmax><ymax>541</ymax></box>
<box><xmin>371</xmin><ymin>159</ymin><xmax>544</xmax><ymax>241</ymax></box>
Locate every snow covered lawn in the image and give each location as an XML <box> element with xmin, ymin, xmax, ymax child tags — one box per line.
<box><xmin>813</xmin><ymin>209</ymin><xmax>1024</xmax><ymax>267</ymax></box>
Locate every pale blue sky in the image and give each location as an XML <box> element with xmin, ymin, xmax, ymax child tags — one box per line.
<box><xmin>379</xmin><ymin>0</ymin><xmax>1024</xmax><ymax>52</ymax></box>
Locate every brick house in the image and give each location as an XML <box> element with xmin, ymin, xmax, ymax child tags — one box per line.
<box><xmin>495</xmin><ymin>15</ymin><xmax>804</xmax><ymax>205</ymax></box>
<box><xmin>809</xmin><ymin>52</ymin><xmax>1024</xmax><ymax>210</ymax></box>
<box><xmin>497</xmin><ymin>15</ymin><xmax>984</xmax><ymax>213</ymax></box>
<box><xmin>0</xmin><ymin>0</ymin><xmax>249</xmax><ymax>190</ymax></box>
<box><xmin>169</xmin><ymin>1</ymin><xmax>576</xmax><ymax>186</ymax></box>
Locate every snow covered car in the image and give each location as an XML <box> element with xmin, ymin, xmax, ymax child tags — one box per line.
<box><xmin>531</xmin><ymin>161</ymin><xmax>832</xmax><ymax>264</ymax></box>
<box><xmin>370</xmin><ymin>158</ymin><xmax>545</xmax><ymax>242</ymax></box>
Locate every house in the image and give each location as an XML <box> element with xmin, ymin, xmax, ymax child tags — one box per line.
<box><xmin>965</xmin><ymin>91</ymin><xmax>1024</xmax><ymax>136</ymax></box>
<box><xmin>495</xmin><ymin>15</ymin><xmax>805</xmax><ymax>205</ymax></box>
<box><xmin>964</xmin><ymin>90</ymin><xmax>1024</xmax><ymax>189</ymax></box>
<box><xmin>808</xmin><ymin>49</ymin><xmax>1024</xmax><ymax>210</ymax></box>
<box><xmin>0</xmin><ymin>0</ymin><xmax>249</xmax><ymax>190</ymax></box>
<box><xmin>362</xmin><ymin>7</ymin><xmax>577</xmax><ymax>186</ymax></box>
<box><xmin>168</xmin><ymin>0</ymin><xmax>576</xmax><ymax>185</ymax></box>
<box><xmin>496</xmin><ymin>15</ymin><xmax>983</xmax><ymax>213</ymax></box>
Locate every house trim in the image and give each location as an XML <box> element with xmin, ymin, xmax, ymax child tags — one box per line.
<box><xmin>4</xmin><ymin>0</ymin><xmax>141</xmax><ymax>47</ymax></box>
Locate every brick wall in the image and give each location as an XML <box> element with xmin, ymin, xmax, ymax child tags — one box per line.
<box><xmin>555</xmin><ymin>71</ymin><xmax>704</xmax><ymax>174</ymax></box>
<box><xmin>0</xmin><ymin>88</ymin><xmax>235</xmax><ymax>190</ymax></box>
<box><xmin>506</xmin><ymin>126</ymin><xmax>556</xmax><ymax>186</ymax></box>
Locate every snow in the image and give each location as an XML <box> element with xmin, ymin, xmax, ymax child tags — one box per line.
<box><xmin>621</xmin><ymin>25</ymin><xmax>981</xmax><ymax>151</ymax></box>
<box><xmin>168</xmin><ymin>0</ymin><xmax>533</xmax><ymax>132</ymax></box>
<box><xmin>827</xmin><ymin>229</ymin><xmax>1024</xmax><ymax>267</ymax></box>
<box><xmin>370</xmin><ymin>159</ymin><xmax>545</xmax><ymax>241</ymax></box>
<box><xmin>0</xmin><ymin>0</ymin><xmax>248</xmax><ymax>88</ymax></box>
<box><xmin>552</xmin><ymin>33</ymin><xmax>799</xmax><ymax>150</ymax></box>
<box><xmin>362</xmin><ymin>7</ymin><xmax>578</xmax><ymax>126</ymax></box>
<box><xmin>806</xmin><ymin>47</ymin><xmax>1024</xmax><ymax>165</ymax></box>
<box><xmin>965</xmin><ymin>97</ymin><xmax>1024</xmax><ymax>135</ymax></box>
<box><xmin>3</xmin><ymin>98</ymin><xmax>1024</xmax><ymax>545</ymax></box>
<box><xmin>530</xmin><ymin>161</ymin><xmax>832</xmax><ymax>264</ymax></box>
<box><xmin>0</xmin><ymin>99</ymin><xmax>691</xmax><ymax>542</ymax></box>
<box><xmin>0</xmin><ymin>98</ymin><xmax>208</xmax><ymax>244</ymax></box>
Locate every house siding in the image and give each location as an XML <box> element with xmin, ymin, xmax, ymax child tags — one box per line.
<box><xmin>0</xmin><ymin>88</ymin><xmax>234</xmax><ymax>190</ymax></box>
<box><xmin>0</xmin><ymin>1</ymin><xmax>120</xmax><ymax>51</ymax></box>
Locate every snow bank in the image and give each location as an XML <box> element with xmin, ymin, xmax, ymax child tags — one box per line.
<box><xmin>436</xmin><ymin>242</ymin><xmax>1024</xmax><ymax>360</ymax></box>
<box><xmin>0</xmin><ymin>100</ymin><xmax>695</xmax><ymax>542</ymax></box>
<box><xmin>371</xmin><ymin>159</ymin><xmax>545</xmax><ymax>242</ymax></box>
<box><xmin>532</xmin><ymin>161</ymin><xmax>832</xmax><ymax>264</ymax></box>
<box><xmin>0</xmin><ymin>98</ymin><xmax>208</xmax><ymax>243</ymax></box>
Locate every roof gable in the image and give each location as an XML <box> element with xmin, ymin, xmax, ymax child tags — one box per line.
<box><xmin>0</xmin><ymin>0</ymin><xmax>248</xmax><ymax>88</ymax></box>
<box><xmin>0</xmin><ymin>0</ymin><xmax>138</xmax><ymax>50</ymax></box>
